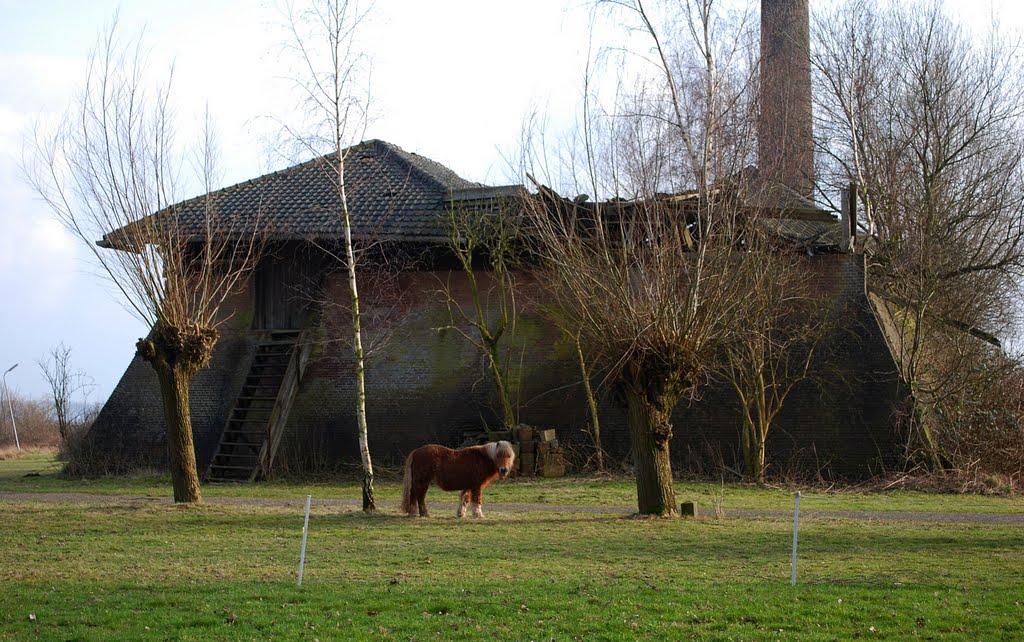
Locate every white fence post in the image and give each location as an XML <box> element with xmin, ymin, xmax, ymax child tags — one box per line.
<box><xmin>298</xmin><ymin>495</ymin><xmax>311</xmax><ymax>586</ymax></box>
<box><xmin>791</xmin><ymin>491</ymin><xmax>801</xmax><ymax>586</ymax></box>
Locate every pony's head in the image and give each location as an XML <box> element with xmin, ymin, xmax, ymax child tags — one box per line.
<box><xmin>487</xmin><ymin>440</ymin><xmax>516</xmax><ymax>480</ymax></box>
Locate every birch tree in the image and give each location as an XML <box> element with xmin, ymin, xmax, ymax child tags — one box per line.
<box><xmin>281</xmin><ymin>0</ymin><xmax>376</xmax><ymax>510</ymax></box>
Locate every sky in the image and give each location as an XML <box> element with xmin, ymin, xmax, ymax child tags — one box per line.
<box><xmin>0</xmin><ymin>0</ymin><xmax>1020</xmax><ymax>410</ymax></box>
<box><xmin>0</xmin><ymin>0</ymin><xmax>596</xmax><ymax>406</ymax></box>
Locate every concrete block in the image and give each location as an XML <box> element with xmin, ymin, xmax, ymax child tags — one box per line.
<box><xmin>539</xmin><ymin>461</ymin><xmax>566</xmax><ymax>477</ymax></box>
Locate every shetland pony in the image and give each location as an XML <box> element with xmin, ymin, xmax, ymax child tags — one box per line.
<box><xmin>401</xmin><ymin>441</ymin><xmax>515</xmax><ymax>518</ymax></box>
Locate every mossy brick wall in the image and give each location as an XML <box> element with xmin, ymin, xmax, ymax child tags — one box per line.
<box><xmin>275</xmin><ymin>269</ymin><xmax>582</xmax><ymax>470</ymax></box>
<box><xmin>660</xmin><ymin>254</ymin><xmax>904</xmax><ymax>477</ymax></box>
<box><xmin>278</xmin><ymin>254</ymin><xmax>903</xmax><ymax>477</ymax></box>
<box><xmin>90</xmin><ymin>252</ymin><xmax>904</xmax><ymax>479</ymax></box>
<box><xmin>82</xmin><ymin>287</ymin><xmax>258</xmax><ymax>474</ymax></box>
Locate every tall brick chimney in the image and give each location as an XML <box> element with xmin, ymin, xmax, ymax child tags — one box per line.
<box><xmin>759</xmin><ymin>0</ymin><xmax>814</xmax><ymax>198</ymax></box>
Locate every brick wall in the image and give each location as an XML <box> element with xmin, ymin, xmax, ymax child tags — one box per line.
<box><xmin>276</xmin><ymin>253</ymin><xmax>904</xmax><ymax>478</ymax></box>
<box><xmin>87</xmin><ymin>251</ymin><xmax>905</xmax><ymax>479</ymax></box>
<box><xmin>83</xmin><ymin>287</ymin><xmax>257</xmax><ymax>474</ymax></box>
<box><xmin>275</xmin><ymin>269</ymin><xmax>582</xmax><ymax>470</ymax></box>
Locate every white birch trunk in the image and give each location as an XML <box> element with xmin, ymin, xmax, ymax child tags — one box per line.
<box><xmin>337</xmin><ymin>158</ymin><xmax>375</xmax><ymax>511</ymax></box>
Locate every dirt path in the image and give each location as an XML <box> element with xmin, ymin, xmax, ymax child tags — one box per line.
<box><xmin>2</xmin><ymin>491</ymin><xmax>1022</xmax><ymax>524</ymax></box>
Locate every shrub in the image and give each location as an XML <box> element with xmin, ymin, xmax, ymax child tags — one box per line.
<box><xmin>0</xmin><ymin>396</ymin><xmax>59</xmax><ymax>450</ymax></box>
<box><xmin>936</xmin><ymin>353</ymin><xmax>1024</xmax><ymax>485</ymax></box>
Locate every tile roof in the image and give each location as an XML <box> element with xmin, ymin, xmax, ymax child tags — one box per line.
<box><xmin>101</xmin><ymin>139</ymin><xmax>488</xmax><ymax>248</ymax></box>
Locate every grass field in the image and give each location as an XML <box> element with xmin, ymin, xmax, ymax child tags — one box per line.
<box><xmin>1</xmin><ymin>452</ymin><xmax>1022</xmax><ymax>640</ymax></box>
<box><xmin>4</xmin><ymin>451</ymin><xmax>1024</xmax><ymax>514</ymax></box>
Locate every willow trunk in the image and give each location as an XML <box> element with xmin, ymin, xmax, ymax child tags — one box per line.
<box><xmin>624</xmin><ymin>388</ymin><xmax>677</xmax><ymax>516</ymax></box>
<box><xmin>154</xmin><ymin>363</ymin><xmax>203</xmax><ymax>503</ymax></box>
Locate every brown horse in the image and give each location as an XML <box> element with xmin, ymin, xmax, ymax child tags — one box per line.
<box><xmin>401</xmin><ymin>441</ymin><xmax>515</xmax><ymax>518</ymax></box>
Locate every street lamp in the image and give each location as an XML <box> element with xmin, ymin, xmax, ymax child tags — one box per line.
<box><xmin>2</xmin><ymin>363</ymin><xmax>19</xmax><ymax>451</ymax></box>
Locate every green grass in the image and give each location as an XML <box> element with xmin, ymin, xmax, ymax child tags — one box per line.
<box><xmin>0</xmin><ymin>451</ymin><xmax>62</xmax><ymax>479</ymax></box>
<box><xmin>3</xmin><ymin>452</ymin><xmax>1023</xmax><ymax>515</ymax></box>
<box><xmin>0</xmin><ymin>498</ymin><xmax>1021</xmax><ymax>640</ymax></box>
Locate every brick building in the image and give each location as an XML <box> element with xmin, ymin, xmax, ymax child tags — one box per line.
<box><xmin>82</xmin><ymin>0</ymin><xmax>909</xmax><ymax>480</ymax></box>
<box><xmin>83</xmin><ymin>138</ymin><xmax>906</xmax><ymax>480</ymax></box>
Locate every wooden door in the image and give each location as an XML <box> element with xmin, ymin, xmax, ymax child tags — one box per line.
<box><xmin>253</xmin><ymin>255</ymin><xmax>319</xmax><ymax>330</ymax></box>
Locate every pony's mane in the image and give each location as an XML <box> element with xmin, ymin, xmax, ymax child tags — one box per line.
<box><xmin>486</xmin><ymin>440</ymin><xmax>515</xmax><ymax>460</ymax></box>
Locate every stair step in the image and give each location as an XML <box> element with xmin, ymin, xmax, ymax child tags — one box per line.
<box><xmin>220</xmin><ymin>441</ymin><xmax>262</xmax><ymax>448</ymax></box>
<box><xmin>215</xmin><ymin>453</ymin><xmax>258</xmax><ymax>461</ymax></box>
<box><xmin>209</xmin><ymin>464</ymin><xmax>257</xmax><ymax>471</ymax></box>
<box><xmin>240</xmin><ymin>387</ymin><xmax>282</xmax><ymax>395</ymax></box>
<box><xmin>242</xmin><ymin>380</ymin><xmax>284</xmax><ymax>387</ymax></box>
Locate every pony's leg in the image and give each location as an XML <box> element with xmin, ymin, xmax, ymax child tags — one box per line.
<box><xmin>471</xmin><ymin>488</ymin><xmax>484</xmax><ymax>518</ymax></box>
<box><xmin>456</xmin><ymin>491</ymin><xmax>470</xmax><ymax>518</ymax></box>
<box><xmin>413</xmin><ymin>482</ymin><xmax>429</xmax><ymax>517</ymax></box>
<box><xmin>405</xmin><ymin>489</ymin><xmax>418</xmax><ymax>518</ymax></box>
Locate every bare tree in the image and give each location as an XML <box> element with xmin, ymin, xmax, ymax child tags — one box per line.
<box><xmin>37</xmin><ymin>343</ymin><xmax>93</xmax><ymax>447</ymax></box>
<box><xmin>572</xmin><ymin>330</ymin><xmax>605</xmax><ymax>470</ymax></box>
<box><xmin>436</xmin><ymin>200</ymin><xmax>522</xmax><ymax>429</ymax></box>
<box><xmin>280</xmin><ymin>0</ymin><xmax>377</xmax><ymax>510</ymax></box>
<box><xmin>813</xmin><ymin>0</ymin><xmax>1024</xmax><ymax>466</ymax></box>
<box><xmin>718</xmin><ymin>243</ymin><xmax>827</xmax><ymax>483</ymax></box>
<box><xmin>24</xmin><ymin>20</ymin><xmax>264</xmax><ymax>502</ymax></box>
<box><xmin>523</xmin><ymin>0</ymin><xmax>760</xmax><ymax>515</ymax></box>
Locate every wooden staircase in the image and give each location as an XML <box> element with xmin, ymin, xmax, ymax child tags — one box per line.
<box><xmin>205</xmin><ymin>330</ymin><xmax>310</xmax><ymax>482</ymax></box>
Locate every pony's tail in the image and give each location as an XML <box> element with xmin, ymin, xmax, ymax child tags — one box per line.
<box><xmin>400</xmin><ymin>452</ymin><xmax>414</xmax><ymax>514</ymax></box>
